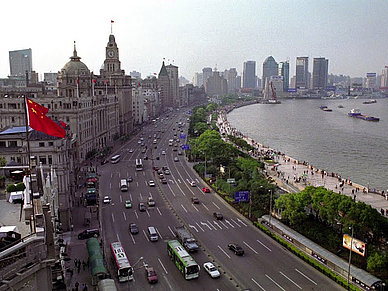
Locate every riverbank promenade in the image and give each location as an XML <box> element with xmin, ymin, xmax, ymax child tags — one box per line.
<box><xmin>217</xmin><ymin>109</ymin><xmax>388</xmax><ymax>216</ymax></box>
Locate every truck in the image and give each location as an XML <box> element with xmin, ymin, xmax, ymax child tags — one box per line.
<box><xmin>174</xmin><ymin>226</ymin><xmax>199</xmax><ymax>252</ymax></box>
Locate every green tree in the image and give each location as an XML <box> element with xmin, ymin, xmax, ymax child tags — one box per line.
<box><xmin>367</xmin><ymin>252</ymin><xmax>387</xmax><ymax>275</ymax></box>
<box><xmin>0</xmin><ymin>157</ymin><xmax>6</xmax><ymax>167</ymax></box>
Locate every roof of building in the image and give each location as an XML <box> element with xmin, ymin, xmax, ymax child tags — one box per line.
<box><xmin>0</xmin><ymin>126</ymin><xmax>31</xmax><ymax>135</ymax></box>
<box><xmin>61</xmin><ymin>42</ymin><xmax>89</xmax><ymax>76</ymax></box>
<box><xmin>158</xmin><ymin>61</ymin><xmax>168</xmax><ymax>77</ymax></box>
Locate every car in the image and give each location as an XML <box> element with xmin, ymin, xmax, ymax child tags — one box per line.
<box><xmin>148</xmin><ymin>180</ymin><xmax>155</xmax><ymax>187</ymax></box>
<box><xmin>158</xmin><ymin>173</ymin><xmax>164</xmax><ymax>179</ymax></box>
<box><xmin>203</xmin><ymin>262</ymin><xmax>220</xmax><ymax>278</ymax></box>
<box><xmin>138</xmin><ymin>203</ymin><xmax>146</xmax><ymax>212</ymax></box>
<box><xmin>202</xmin><ymin>187</ymin><xmax>210</xmax><ymax>193</ymax></box>
<box><xmin>188</xmin><ymin>181</ymin><xmax>196</xmax><ymax>187</ymax></box>
<box><xmin>142</xmin><ymin>148</ymin><xmax>147</xmax><ymax>153</ymax></box>
<box><xmin>164</xmin><ymin>169</ymin><xmax>170</xmax><ymax>175</ymax></box>
<box><xmin>141</xmin><ymin>142</ymin><xmax>145</xmax><ymax>146</ymax></box>
<box><xmin>227</xmin><ymin>243</ymin><xmax>244</xmax><ymax>256</ymax></box>
<box><xmin>145</xmin><ymin>266</ymin><xmax>158</xmax><ymax>284</ymax></box>
<box><xmin>138</xmin><ymin>140</ymin><xmax>141</xmax><ymax>144</ymax></box>
<box><xmin>157</xmin><ymin>169</ymin><xmax>163</xmax><ymax>175</ymax></box>
<box><xmin>78</xmin><ymin>229</ymin><xmax>100</xmax><ymax>240</ymax></box>
<box><xmin>153</xmin><ymin>166</ymin><xmax>159</xmax><ymax>171</ymax></box>
<box><xmin>129</xmin><ymin>149</ymin><xmax>134</xmax><ymax>153</ymax></box>
<box><xmin>153</xmin><ymin>139</ymin><xmax>157</xmax><ymax>144</ymax></box>
<box><xmin>173</xmin><ymin>147</ymin><xmax>177</xmax><ymax>151</ymax></box>
<box><xmin>103</xmin><ymin>196</ymin><xmax>111</xmax><ymax>204</ymax></box>
<box><xmin>174</xmin><ymin>157</ymin><xmax>179</xmax><ymax>162</ymax></box>
<box><xmin>191</xmin><ymin>197</ymin><xmax>199</xmax><ymax>204</ymax></box>
<box><xmin>178</xmin><ymin>151</ymin><xmax>183</xmax><ymax>155</ymax></box>
<box><xmin>140</xmin><ymin>137</ymin><xmax>144</xmax><ymax>141</ymax></box>
<box><xmin>148</xmin><ymin>135</ymin><xmax>152</xmax><ymax>139</ymax></box>
<box><xmin>161</xmin><ymin>150</ymin><xmax>166</xmax><ymax>155</ymax></box>
<box><xmin>125</xmin><ymin>200</ymin><xmax>132</xmax><ymax>208</ymax></box>
<box><xmin>147</xmin><ymin>197</ymin><xmax>155</xmax><ymax>206</ymax></box>
<box><xmin>129</xmin><ymin>223</ymin><xmax>139</xmax><ymax>234</ymax></box>
<box><xmin>160</xmin><ymin>178</ymin><xmax>167</xmax><ymax>184</ymax></box>
<box><xmin>213</xmin><ymin>212</ymin><xmax>223</xmax><ymax>220</ymax></box>
<box><xmin>127</xmin><ymin>176</ymin><xmax>133</xmax><ymax>182</ymax></box>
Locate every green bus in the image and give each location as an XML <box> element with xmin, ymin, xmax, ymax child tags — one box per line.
<box><xmin>167</xmin><ymin>240</ymin><xmax>199</xmax><ymax>280</ymax></box>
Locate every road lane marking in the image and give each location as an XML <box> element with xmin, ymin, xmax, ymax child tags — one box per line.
<box><xmin>213</xmin><ymin>221</ymin><xmax>223</xmax><ymax>229</ymax></box>
<box><xmin>120</xmin><ymin>195</ymin><xmax>123</xmax><ymax>203</ymax></box>
<box><xmin>201</xmin><ymin>221</ymin><xmax>212</xmax><ymax>230</ymax></box>
<box><xmin>111</xmin><ymin>213</ymin><xmax>115</xmax><ymax>223</ymax></box>
<box><xmin>123</xmin><ymin>212</ymin><xmax>127</xmax><ymax>221</ymax></box>
<box><xmin>145</xmin><ymin>181</ymin><xmax>148</xmax><ymax>186</ymax></box>
<box><xmin>225</xmin><ymin>219</ymin><xmax>235</xmax><ymax>228</ymax></box>
<box><xmin>196</xmin><ymin>222</ymin><xmax>205</xmax><ymax>232</ymax></box>
<box><xmin>230</xmin><ymin>218</ymin><xmax>241</xmax><ymax>227</ymax></box>
<box><xmin>201</xmin><ymin>203</ymin><xmax>209</xmax><ymax>211</ymax></box>
<box><xmin>116</xmin><ymin>233</ymin><xmax>120</xmax><ymax>241</ymax></box>
<box><xmin>257</xmin><ymin>240</ymin><xmax>272</xmax><ymax>252</ymax></box>
<box><xmin>167</xmin><ymin>184</ymin><xmax>176</xmax><ymax>196</ymax></box>
<box><xmin>207</xmin><ymin>220</ymin><xmax>218</xmax><ymax>230</ymax></box>
<box><xmin>251</xmin><ymin>278</ymin><xmax>266</xmax><ymax>290</ymax></box>
<box><xmin>243</xmin><ymin>241</ymin><xmax>258</xmax><ymax>254</ymax></box>
<box><xmin>218</xmin><ymin>245</ymin><xmax>231</xmax><ymax>259</ymax></box>
<box><xmin>158</xmin><ymin>258</ymin><xmax>168</xmax><ymax>274</ymax></box>
<box><xmin>136</xmin><ymin>181</ymin><xmax>139</xmax><ymax>187</ymax></box>
<box><xmin>237</xmin><ymin>218</ymin><xmax>247</xmax><ymax>227</ymax></box>
<box><xmin>192</xmin><ymin>204</ymin><xmax>199</xmax><ymax>212</ymax></box>
<box><xmin>168</xmin><ymin>226</ymin><xmax>175</xmax><ymax>236</ymax></box>
<box><xmin>146</xmin><ymin>209</ymin><xmax>150</xmax><ymax>217</ymax></box>
<box><xmin>178</xmin><ymin>179</ymin><xmax>181</xmax><ymax>183</ymax></box>
<box><xmin>109</xmin><ymin>182</ymin><xmax>112</xmax><ymax>189</ymax></box>
<box><xmin>156</xmin><ymin>228</ymin><xmax>163</xmax><ymax>240</ymax></box>
<box><xmin>265</xmin><ymin>274</ymin><xmax>286</xmax><ymax>291</ymax></box>
<box><xmin>110</xmin><ymin>173</ymin><xmax>113</xmax><ymax>178</ymax></box>
<box><xmin>142</xmin><ymin>229</ymin><xmax>149</xmax><ymax>242</ymax></box>
<box><xmin>181</xmin><ymin>204</ymin><xmax>188</xmax><ymax>213</ymax></box>
<box><xmin>280</xmin><ymin>271</ymin><xmax>302</xmax><ymax>289</ymax></box>
<box><xmin>212</xmin><ymin>202</ymin><xmax>220</xmax><ymax>209</ymax></box>
<box><xmin>130</xmin><ymin>194</ymin><xmax>133</xmax><ymax>201</ymax></box>
<box><xmin>219</xmin><ymin>221</ymin><xmax>228</xmax><ymax>229</ymax></box>
<box><xmin>157</xmin><ymin>207</ymin><xmax>162</xmax><ymax>216</ymax></box>
<box><xmin>134</xmin><ymin>210</ymin><xmax>138</xmax><ymax>219</ymax></box>
<box><xmin>188</xmin><ymin>224</ymin><xmax>198</xmax><ymax>232</ymax></box>
<box><xmin>295</xmin><ymin>269</ymin><xmax>317</xmax><ymax>285</ymax></box>
<box><xmin>130</xmin><ymin>233</ymin><xmax>136</xmax><ymax>244</ymax></box>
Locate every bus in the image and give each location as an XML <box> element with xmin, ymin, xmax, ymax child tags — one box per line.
<box><xmin>167</xmin><ymin>240</ymin><xmax>200</xmax><ymax>280</ymax></box>
<box><xmin>135</xmin><ymin>158</ymin><xmax>143</xmax><ymax>171</ymax></box>
<box><xmin>110</xmin><ymin>242</ymin><xmax>133</xmax><ymax>282</ymax></box>
<box><xmin>120</xmin><ymin>179</ymin><xmax>128</xmax><ymax>192</ymax></box>
<box><xmin>111</xmin><ymin>155</ymin><xmax>121</xmax><ymax>164</ymax></box>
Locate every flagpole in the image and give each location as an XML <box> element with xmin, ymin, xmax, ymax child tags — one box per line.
<box><xmin>24</xmin><ymin>97</ymin><xmax>36</xmax><ymax>233</ymax></box>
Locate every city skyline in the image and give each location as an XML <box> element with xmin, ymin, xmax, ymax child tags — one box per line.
<box><xmin>1</xmin><ymin>0</ymin><xmax>388</xmax><ymax>81</ymax></box>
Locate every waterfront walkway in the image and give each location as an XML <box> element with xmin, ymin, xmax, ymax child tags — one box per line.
<box><xmin>217</xmin><ymin>109</ymin><xmax>388</xmax><ymax>216</ymax></box>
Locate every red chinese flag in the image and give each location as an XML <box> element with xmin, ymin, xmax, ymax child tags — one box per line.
<box><xmin>111</xmin><ymin>20</ymin><xmax>114</xmax><ymax>23</ymax></box>
<box><xmin>60</xmin><ymin>121</ymin><xmax>67</xmax><ymax>128</ymax></box>
<box><xmin>26</xmin><ymin>98</ymin><xmax>66</xmax><ymax>138</ymax></box>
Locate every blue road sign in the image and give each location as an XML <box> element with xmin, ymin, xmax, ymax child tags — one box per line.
<box><xmin>188</xmin><ymin>110</ymin><xmax>193</xmax><ymax>114</ymax></box>
<box><xmin>181</xmin><ymin>144</ymin><xmax>190</xmax><ymax>150</ymax></box>
<box><xmin>234</xmin><ymin>191</ymin><xmax>249</xmax><ymax>202</ymax></box>
<box><xmin>180</xmin><ymin>133</ymin><xmax>186</xmax><ymax>139</ymax></box>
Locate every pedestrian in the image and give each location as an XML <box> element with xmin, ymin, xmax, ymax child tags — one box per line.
<box><xmin>68</xmin><ymin>268</ymin><xmax>73</xmax><ymax>277</ymax></box>
<box><xmin>82</xmin><ymin>260</ymin><xmax>86</xmax><ymax>270</ymax></box>
<box><xmin>381</xmin><ymin>209</ymin><xmax>384</xmax><ymax>215</ymax></box>
<box><xmin>74</xmin><ymin>258</ymin><xmax>77</xmax><ymax>267</ymax></box>
<box><xmin>82</xmin><ymin>284</ymin><xmax>88</xmax><ymax>291</ymax></box>
<box><xmin>71</xmin><ymin>224</ymin><xmax>74</xmax><ymax>231</ymax></box>
<box><xmin>77</xmin><ymin>263</ymin><xmax>81</xmax><ymax>273</ymax></box>
<box><xmin>75</xmin><ymin>282</ymin><xmax>79</xmax><ymax>291</ymax></box>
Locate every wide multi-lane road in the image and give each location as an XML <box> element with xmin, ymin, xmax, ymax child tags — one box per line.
<box><xmin>98</xmin><ymin>109</ymin><xmax>344</xmax><ymax>291</ymax></box>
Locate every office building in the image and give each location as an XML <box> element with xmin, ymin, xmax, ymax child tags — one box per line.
<box><xmin>224</xmin><ymin>68</ymin><xmax>238</xmax><ymax>94</ymax></box>
<box><xmin>202</xmin><ymin>67</ymin><xmax>213</xmax><ymax>92</ymax></box>
<box><xmin>312</xmin><ymin>57</ymin><xmax>329</xmax><ymax>91</ymax></box>
<box><xmin>365</xmin><ymin>73</ymin><xmax>377</xmax><ymax>89</ymax></box>
<box><xmin>296</xmin><ymin>57</ymin><xmax>309</xmax><ymax>89</ymax></box>
<box><xmin>205</xmin><ymin>70</ymin><xmax>228</xmax><ymax>96</ymax></box>
<box><xmin>9</xmin><ymin>48</ymin><xmax>32</xmax><ymax>77</ymax></box>
<box><xmin>262</xmin><ymin>56</ymin><xmax>278</xmax><ymax>88</ymax></box>
<box><xmin>381</xmin><ymin>66</ymin><xmax>388</xmax><ymax>88</ymax></box>
<box><xmin>278</xmin><ymin>61</ymin><xmax>290</xmax><ymax>92</ymax></box>
<box><xmin>243</xmin><ymin>61</ymin><xmax>256</xmax><ymax>88</ymax></box>
<box><xmin>192</xmin><ymin>72</ymin><xmax>203</xmax><ymax>87</ymax></box>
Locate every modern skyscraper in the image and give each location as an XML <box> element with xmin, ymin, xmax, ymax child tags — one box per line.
<box><xmin>312</xmin><ymin>58</ymin><xmax>329</xmax><ymax>91</ymax></box>
<box><xmin>381</xmin><ymin>66</ymin><xmax>388</xmax><ymax>88</ymax></box>
<box><xmin>243</xmin><ymin>61</ymin><xmax>256</xmax><ymax>88</ymax></box>
<box><xmin>193</xmin><ymin>72</ymin><xmax>203</xmax><ymax>87</ymax></box>
<box><xmin>262</xmin><ymin>56</ymin><xmax>278</xmax><ymax>88</ymax></box>
<box><xmin>295</xmin><ymin>57</ymin><xmax>309</xmax><ymax>89</ymax></box>
<box><xmin>202</xmin><ymin>67</ymin><xmax>213</xmax><ymax>92</ymax></box>
<box><xmin>224</xmin><ymin>68</ymin><xmax>238</xmax><ymax>94</ymax></box>
<box><xmin>365</xmin><ymin>73</ymin><xmax>377</xmax><ymax>89</ymax></box>
<box><xmin>9</xmin><ymin>48</ymin><xmax>32</xmax><ymax>77</ymax></box>
<box><xmin>278</xmin><ymin>61</ymin><xmax>290</xmax><ymax>92</ymax></box>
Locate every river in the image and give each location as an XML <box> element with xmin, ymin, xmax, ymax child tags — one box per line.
<box><xmin>227</xmin><ymin>98</ymin><xmax>388</xmax><ymax>192</ymax></box>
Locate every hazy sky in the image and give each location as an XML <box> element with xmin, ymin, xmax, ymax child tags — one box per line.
<box><xmin>2</xmin><ymin>0</ymin><xmax>388</xmax><ymax>81</ymax></box>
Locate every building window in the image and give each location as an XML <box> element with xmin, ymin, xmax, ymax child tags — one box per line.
<box><xmin>48</xmin><ymin>142</ymin><xmax>54</xmax><ymax>146</ymax></box>
<box><xmin>40</xmin><ymin>156</ymin><xmax>47</xmax><ymax>165</ymax></box>
<box><xmin>8</xmin><ymin>141</ymin><xmax>17</xmax><ymax>147</ymax></box>
<box><xmin>48</xmin><ymin>155</ymin><xmax>52</xmax><ymax>165</ymax></box>
<box><xmin>0</xmin><ymin>141</ymin><xmax>5</xmax><ymax>147</ymax></box>
<box><xmin>39</xmin><ymin>142</ymin><xmax>45</xmax><ymax>147</ymax></box>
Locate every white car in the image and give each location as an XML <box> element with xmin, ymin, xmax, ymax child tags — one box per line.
<box><xmin>203</xmin><ymin>262</ymin><xmax>220</xmax><ymax>278</ymax></box>
<box><xmin>189</xmin><ymin>181</ymin><xmax>196</xmax><ymax>187</ymax></box>
<box><xmin>148</xmin><ymin>180</ymin><xmax>156</xmax><ymax>187</ymax></box>
<box><xmin>103</xmin><ymin>196</ymin><xmax>111</xmax><ymax>204</ymax></box>
<box><xmin>161</xmin><ymin>150</ymin><xmax>166</xmax><ymax>155</ymax></box>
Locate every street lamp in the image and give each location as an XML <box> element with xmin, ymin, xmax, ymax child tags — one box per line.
<box><xmin>347</xmin><ymin>226</ymin><xmax>354</xmax><ymax>290</ymax></box>
<box><xmin>132</xmin><ymin>256</ymin><xmax>144</xmax><ymax>270</ymax></box>
<box><xmin>269</xmin><ymin>189</ymin><xmax>273</xmax><ymax>226</ymax></box>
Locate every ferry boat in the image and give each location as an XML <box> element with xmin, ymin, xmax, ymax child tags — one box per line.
<box><xmin>362</xmin><ymin>99</ymin><xmax>377</xmax><ymax>104</ymax></box>
<box><xmin>319</xmin><ymin>106</ymin><xmax>332</xmax><ymax>112</ymax></box>
<box><xmin>348</xmin><ymin>108</ymin><xmax>380</xmax><ymax>121</ymax></box>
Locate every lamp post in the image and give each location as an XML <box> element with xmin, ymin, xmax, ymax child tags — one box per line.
<box><xmin>132</xmin><ymin>256</ymin><xmax>144</xmax><ymax>270</ymax></box>
<box><xmin>347</xmin><ymin>226</ymin><xmax>354</xmax><ymax>290</ymax></box>
<box><xmin>269</xmin><ymin>189</ymin><xmax>273</xmax><ymax>226</ymax></box>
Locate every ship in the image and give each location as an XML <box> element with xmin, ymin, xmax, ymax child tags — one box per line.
<box><xmin>362</xmin><ymin>99</ymin><xmax>377</xmax><ymax>104</ymax></box>
<box><xmin>348</xmin><ymin>108</ymin><xmax>380</xmax><ymax>121</ymax></box>
<box><xmin>320</xmin><ymin>106</ymin><xmax>332</xmax><ymax>112</ymax></box>
<box><xmin>262</xmin><ymin>78</ymin><xmax>281</xmax><ymax>104</ymax></box>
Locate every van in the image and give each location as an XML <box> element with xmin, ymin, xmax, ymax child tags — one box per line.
<box><xmin>147</xmin><ymin>226</ymin><xmax>158</xmax><ymax>242</ymax></box>
<box><xmin>78</xmin><ymin>228</ymin><xmax>100</xmax><ymax>240</ymax></box>
<box><xmin>147</xmin><ymin>197</ymin><xmax>155</xmax><ymax>207</ymax></box>
<box><xmin>120</xmin><ymin>179</ymin><xmax>128</xmax><ymax>192</ymax></box>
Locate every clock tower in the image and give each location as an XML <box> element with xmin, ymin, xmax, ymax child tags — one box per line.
<box><xmin>102</xmin><ymin>34</ymin><xmax>121</xmax><ymax>76</ymax></box>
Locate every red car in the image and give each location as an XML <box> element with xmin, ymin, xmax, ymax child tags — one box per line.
<box><xmin>202</xmin><ymin>187</ymin><xmax>211</xmax><ymax>193</ymax></box>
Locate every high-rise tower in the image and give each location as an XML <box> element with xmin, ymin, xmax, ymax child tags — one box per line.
<box><xmin>262</xmin><ymin>56</ymin><xmax>278</xmax><ymax>88</ymax></box>
<box><xmin>296</xmin><ymin>57</ymin><xmax>309</xmax><ymax>89</ymax></box>
<box><xmin>278</xmin><ymin>61</ymin><xmax>290</xmax><ymax>92</ymax></box>
<box><xmin>243</xmin><ymin>61</ymin><xmax>256</xmax><ymax>88</ymax></box>
<box><xmin>312</xmin><ymin>57</ymin><xmax>329</xmax><ymax>91</ymax></box>
<box><xmin>9</xmin><ymin>48</ymin><xmax>32</xmax><ymax>77</ymax></box>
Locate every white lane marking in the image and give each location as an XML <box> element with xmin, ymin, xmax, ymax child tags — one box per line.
<box><xmin>168</xmin><ymin>226</ymin><xmax>175</xmax><ymax>236</ymax></box>
<box><xmin>130</xmin><ymin>193</ymin><xmax>133</xmax><ymax>201</ymax></box>
<box><xmin>118</xmin><ymin>172</ymin><xmax>121</xmax><ymax>178</ymax></box>
<box><xmin>158</xmin><ymin>258</ymin><xmax>168</xmax><ymax>274</ymax></box>
<box><xmin>139</xmin><ymin>193</ymin><xmax>143</xmax><ymax>200</ymax></box>
<box><xmin>265</xmin><ymin>274</ymin><xmax>286</xmax><ymax>291</ymax></box>
<box><xmin>280</xmin><ymin>271</ymin><xmax>302</xmax><ymax>289</ymax></box>
<box><xmin>136</xmin><ymin>181</ymin><xmax>139</xmax><ymax>187</ymax></box>
<box><xmin>218</xmin><ymin>245</ymin><xmax>231</xmax><ymax>259</ymax></box>
<box><xmin>116</xmin><ymin>233</ymin><xmax>120</xmax><ymax>241</ymax></box>
<box><xmin>230</xmin><ymin>218</ymin><xmax>241</xmax><ymax>227</ymax></box>
<box><xmin>213</xmin><ymin>221</ymin><xmax>222</xmax><ymax>229</ymax></box>
<box><xmin>178</xmin><ymin>179</ymin><xmax>181</xmax><ymax>183</ymax></box>
<box><xmin>145</xmin><ymin>181</ymin><xmax>148</xmax><ymax>186</ymax></box>
<box><xmin>142</xmin><ymin>229</ymin><xmax>149</xmax><ymax>242</ymax></box>
<box><xmin>295</xmin><ymin>269</ymin><xmax>317</xmax><ymax>285</ymax></box>
<box><xmin>212</xmin><ymin>202</ymin><xmax>220</xmax><ymax>209</ymax></box>
<box><xmin>251</xmin><ymin>278</ymin><xmax>266</xmax><ymax>290</ymax></box>
<box><xmin>146</xmin><ymin>209</ymin><xmax>150</xmax><ymax>217</ymax></box>
<box><xmin>208</xmin><ymin>220</ymin><xmax>218</xmax><ymax>230</ymax></box>
<box><xmin>237</xmin><ymin>218</ymin><xmax>248</xmax><ymax>227</ymax></box>
<box><xmin>202</xmin><ymin>203</ymin><xmax>209</xmax><ymax>211</ymax></box>
<box><xmin>130</xmin><ymin>233</ymin><xmax>136</xmax><ymax>244</ymax></box>
<box><xmin>188</xmin><ymin>224</ymin><xmax>198</xmax><ymax>232</ymax></box>
<box><xmin>123</xmin><ymin>212</ymin><xmax>127</xmax><ymax>221</ymax></box>
<box><xmin>111</xmin><ymin>213</ymin><xmax>115</xmax><ymax>223</ymax></box>
<box><xmin>157</xmin><ymin>207</ymin><xmax>162</xmax><ymax>216</ymax></box>
<box><xmin>181</xmin><ymin>204</ymin><xmax>188</xmax><ymax>213</ymax></box>
<box><xmin>110</xmin><ymin>173</ymin><xmax>113</xmax><ymax>178</ymax></box>
<box><xmin>156</xmin><ymin>228</ymin><xmax>163</xmax><ymax>240</ymax></box>
<box><xmin>109</xmin><ymin>182</ymin><xmax>112</xmax><ymax>189</ymax></box>
<box><xmin>201</xmin><ymin>221</ymin><xmax>212</xmax><ymax>230</ymax></box>
<box><xmin>243</xmin><ymin>241</ymin><xmax>258</xmax><ymax>255</ymax></box>
<box><xmin>192</xmin><ymin>204</ymin><xmax>199</xmax><ymax>212</ymax></box>
<box><xmin>225</xmin><ymin>219</ymin><xmax>235</xmax><ymax>228</ymax></box>
<box><xmin>196</xmin><ymin>222</ymin><xmax>205</xmax><ymax>232</ymax></box>
<box><xmin>134</xmin><ymin>210</ymin><xmax>139</xmax><ymax>219</ymax></box>
<box><xmin>257</xmin><ymin>239</ymin><xmax>272</xmax><ymax>252</ymax></box>
<box><xmin>143</xmin><ymin>172</ymin><xmax>146</xmax><ymax>176</ymax></box>
<box><xmin>162</xmin><ymin>274</ymin><xmax>174</xmax><ymax>290</ymax></box>
<box><xmin>219</xmin><ymin>221</ymin><xmax>228</xmax><ymax>229</ymax></box>
<box><xmin>120</xmin><ymin>195</ymin><xmax>123</xmax><ymax>203</ymax></box>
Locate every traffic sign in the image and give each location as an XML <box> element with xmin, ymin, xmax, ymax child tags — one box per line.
<box><xmin>234</xmin><ymin>191</ymin><xmax>249</xmax><ymax>202</ymax></box>
<box><xmin>227</xmin><ymin>178</ymin><xmax>235</xmax><ymax>184</ymax></box>
<box><xmin>181</xmin><ymin>144</ymin><xmax>190</xmax><ymax>150</ymax></box>
<box><xmin>180</xmin><ymin>133</ymin><xmax>186</xmax><ymax>139</ymax></box>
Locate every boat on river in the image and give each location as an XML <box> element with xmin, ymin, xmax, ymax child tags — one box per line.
<box><xmin>319</xmin><ymin>106</ymin><xmax>332</xmax><ymax>112</ymax></box>
<box><xmin>362</xmin><ymin>99</ymin><xmax>377</xmax><ymax>104</ymax></box>
<box><xmin>348</xmin><ymin>108</ymin><xmax>380</xmax><ymax>121</ymax></box>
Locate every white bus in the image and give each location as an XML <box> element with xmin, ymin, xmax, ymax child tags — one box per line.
<box><xmin>111</xmin><ymin>155</ymin><xmax>121</xmax><ymax>164</ymax></box>
<box><xmin>120</xmin><ymin>179</ymin><xmax>128</xmax><ymax>192</ymax></box>
<box><xmin>110</xmin><ymin>242</ymin><xmax>133</xmax><ymax>282</ymax></box>
<box><xmin>135</xmin><ymin>159</ymin><xmax>143</xmax><ymax>171</ymax></box>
